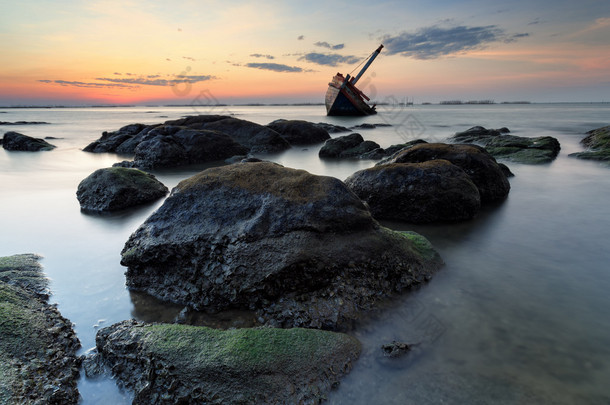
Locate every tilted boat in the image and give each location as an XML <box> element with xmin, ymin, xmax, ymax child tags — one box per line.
<box><xmin>325</xmin><ymin>44</ymin><xmax>383</xmax><ymax>116</ymax></box>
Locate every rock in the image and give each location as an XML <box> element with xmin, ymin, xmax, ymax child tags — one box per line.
<box><xmin>83</xmin><ymin>123</ymin><xmax>152</xmax><ymax>154</ymax></box>
<box><xmin>345</xmin><ymin>160</ymin><xmax>481</xmax><ymax>223</ymax></box>
<box><xmin>121</xmin><ymin>162</ymin><xmax>443</xmax><ymax>329</ymax></box>
<box><xmin>569</xmin><ymin>125</ymin><xmax>610</xmax><ymax>161</ymax></box>
<box><xmin>319</xmin><ymin>133</ymin><xmax>381</xmax><ymax>159</ymax></box>
<box><xmin>449</xmin><ymin>126</ymin><xmax>560</xmax><ymax>164</ymax></box>
<box><xmin>484</xmin><ymin>134</ymin><xmax>561</xmax><ymax>164</ymax></box>
<box><xmin>315</xmin><ymin>122</ymin><xmax>351</xmax><ymax>133</ymax></box>
<box><xmin>350</xmin><ymin>123</ymin><xmax>392</xmax><ymax>130</ymax></box>
<box><xmin>90</xmin><ymin>320</ymin><xmax>361</xmax><ymax>405</ymax></box>
<box><xmin>0</xmin><ymin>254</ymin><xmax>81</xmax><ymax>404</ymax></box>
<box><xmin>76</xmin><ymin>167</ymin><xmax>169</xmax><ymax>212</ymax></box>
<box><xmin>126</xmin><ymin>126</ymin><xmax>249</xmax><ymax>169</ymax></box>
<box><xmin>266</xmin><ymin>119</ymin><xmax>330</xmax><ymax>145</ymax></box>
<box><xmin>450</xmin><ymin>126</ymin><xmax>508</xmax><ymax>143</ymax></box>
<box><xmin>83</xmin><ymin>115</ymin><xmax>290</xmax><ymax>159</ymax></box>
<box><xmin>379</xmin><ymin>143</ymin><xmax>510</xmax><ymax>203</ymax></box>
<box><xmin>2</xmin><ymin>131</ymin><xmax>56</xmax><ymax>151</ymax></box>
<box><xmin>381</xmin><ymin>341</ymin><xmax>417</xmax><ymax>358</ymax></box>
<box><xmin>165</xmin><ymin>115</ymin><xmax>290</xmax><ymax>153</ymax></box>
<box><xmin>0</xmin><ymin>121</ymin><xmax>50</xmax><ymax>125</ymax></box>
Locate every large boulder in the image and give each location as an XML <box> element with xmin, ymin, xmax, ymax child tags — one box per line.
<box><xmin>83</xmin><ymin>115</ymin><xmax>290</xmax><ymax>160</ymax></box>
<box><xmin>449</xmin><ymin>126</ymin><xmax>560</xmax><ymax>164</ymax></box>
<box><xmin>121</xmin><ymin>162</ymin><xmax>442</xmax><ymax>329</ymax></box>
<box><xmin>165</xmin><ymin>115</ymin><xmax>290</xmax><ymax>153</ymax></box>
<box><xmin>345</xmin><ymin>160</ymin><xmax>481</xmax><ymax>223</ymax></box>
<box><xmin>76</xmin><ymin>167</ymin><xmax>169</xmax><ymax>212</ymax></box>
<box><xmin>2</xmin><ymin>131</ymin><xmax>56</xmax><ymax>151</ymax></box>
<box><xmin>569</xmin><ymin>125</ymin><xmax>610</xmax><ymax>161</ymax></box>
<box><xmin>87</xmin><ymin>320</ymin><xmax>361</xmax><ymax>404</ymax></box>
<box><xmin>0</xmin><ymin>254</ymin><xmax>81</xmax><ymax>404</ymax></box>
<box><xmin>379</xmin><ymin>143</ymin><xmax>510</xmax><ymax>202</ymax></box>
<box><xmin>266</xmin><ymin>119</ymin><xmax>330</xmax><ymax>145</ymax></box>
<box><xmin>121</xmin><ymin>125</ymin><xmax>249</xmax><ymax>169</ymax></box>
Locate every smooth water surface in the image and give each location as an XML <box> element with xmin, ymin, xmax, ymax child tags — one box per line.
<box><xmin>1</xmin><ymin>104</ymin><xmax>609</xmax><ymax>404</ymax></box>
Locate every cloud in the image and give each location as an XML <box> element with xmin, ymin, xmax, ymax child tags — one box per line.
<box><xmin>297</xmin><ymin>35</ymin><xmax>305</xmax><ymax>40</ymax></box>
<box><xmin>299</xmin><ymin>53</ymin><xmax>360</xmax><ymax>67</ymax></box>
<box><xmin>245</xmin><ymin>63</ymin><xmax>303</xmax><ymax>72</ymax></box>
<box><xmin>250</xmin><ymin>53</ymin><xmax>275</xmax><ymax>60</ymax></box>
<box><xmin>96</xmin><ymin>75</ymin><xmax>215</xmax><ymax>86</ymax></box>
<box><xmin>382</xmin><ymin>25</ymin><xmax>527</xmax><ymax>59</ymax></box>
<box><xmin>314</xmin><ymin>41</ymin><xmax>345</xmax><ymax>50</ymax></box>
<box><xmin>38</xmin><ymin>79</ymin><xmax>134</xmax><ymax>88</ymax></box>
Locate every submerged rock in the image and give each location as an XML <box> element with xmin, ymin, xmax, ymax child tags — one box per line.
<box><xmin>379</xmin><ymin>143</ymin><xmax>510</xmax><ymax>203</ymax></box>
<box><xmin>345</xmin><ymin>160</ymin><xmax>481</xmax><ymax>223</ymax></box>
<box><xmin>315</xmin><ymin>122</ymin><xmax>350</xmax><ymax>133</ymax></box>
<box><xmin>0</xmin><ymin>254</ymin><xmax>81</xmax><ymax>404</ymax></box>
<box><xmin>266</xmin><ymin>119</ymin><xmax>330</xmax><ymax>145</ymax></box>
<box><xmin>76</xmin><ymin>167</ymin><xmax>169</xmax><ymax>212</ymax></box>
<box><xmin>2</xmin><ymin>131</ymin><xmax>56</xmax><ymax>151</ymax></box>
<box><xmin>90</xmin><ymin>320</ymin><xmax>361</xmax><ymax>404</ymax></box>
<box><xmin>121</xmin><ymin>162</ymin><xmax>442</xmax><ymax>329</ymax></box>
<box><xmin>569</xmin><ymin>125</ymin><xmax>610</xmax><ymax>161</ymax></box>
<box><xmin>319</xmin><ymin>133</ymin><xmax>381</xmax><ymax>159</ymax></box>
<box><xmin>449</xmin><ymin>126</ymin><xmax>560</xmax><ymax>164</ymax></box>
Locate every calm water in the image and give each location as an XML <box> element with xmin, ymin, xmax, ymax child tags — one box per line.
<box><xmin>1</xmin><ymin>104</ymin><xmax>609</xmax><ymax>404</ymax></box>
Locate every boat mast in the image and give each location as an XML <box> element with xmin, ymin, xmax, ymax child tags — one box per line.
<box><xmin>350</xmin><ymin>44</ymin><xmax>384</xmax><ymax>85</ymax></box>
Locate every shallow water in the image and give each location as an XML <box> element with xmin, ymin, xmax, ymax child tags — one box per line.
<box><xmin>1</xmin><ymin>104</ymin><xmax>609</xmax><ymax>404</ymax></box>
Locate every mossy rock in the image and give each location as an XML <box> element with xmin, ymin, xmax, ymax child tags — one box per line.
<box><xmin>92</xmin><ymin>320</ymin><xmax>361</xmax><ymax>404</ymax></box>
<box><xmin>0</xmin><ymin>254</ymin><xmax>81</xmax><ymax>404</ymax></box>
<box><xmin>77</xmin><ymin>167</ymin><xmax>169</xmax><ymax>212</ymax></box>
<box><xmin>569</xmin><ymin>125</ymin><xmax>610</xmax><ymax>162</ymax></box>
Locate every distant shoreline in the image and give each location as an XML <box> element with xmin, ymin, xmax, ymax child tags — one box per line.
<box><xmin>1</xmin><ymin>101</ymin><xmax>609</xmax><ymax>109</ymax></box>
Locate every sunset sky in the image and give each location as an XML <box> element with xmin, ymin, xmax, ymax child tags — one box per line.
<box><xmin>1</xmin><ymin>0</ymin><xmax>609</xmax><ymax>105</ymax></box>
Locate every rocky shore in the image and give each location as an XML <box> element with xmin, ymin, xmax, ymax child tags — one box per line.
<box><xmin>0</xmin><ymin>254</ymin><xmax>81</xmax><ymax>404</ymax></box>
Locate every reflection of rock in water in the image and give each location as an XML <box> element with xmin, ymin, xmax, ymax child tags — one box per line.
<box><xmin>129</xmin><ymin>290</ymin><xmax>260</xmax><ymax>329</ymax></box>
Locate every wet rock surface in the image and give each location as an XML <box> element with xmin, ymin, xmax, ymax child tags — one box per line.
<box><xmin>77</xmin><ymin>167</ymin><xmax>169</xmax><ymax>212</ymax></box>
<box><xmin>569</xmin><ymin>125</ymin><xmax>610</xmax><ymax>161</ymax></box>
<box><xmin>319</xmin><ymin>133</ymin><xmax>381</xmax><ymax>159</ymax></box>
<box><xmin>449</xmin><ymin>126</ymin><xmax>561</xmax><ymax>164</ymax></box>
<box><xmin>121</xmin><ymin>162</ymin><xmax>442</xmax><ymax>330</ymax></box>
<box><xmin>266</xmin><ymin>119</ymin><xmax>331</xmax><ymax>145</ymax></box>
<box><xmin>83</xmin><ymin>115</ymin><xmax>290</xmax><ymax>168</ymax></box>
<box><xmin>87</xmin><ymin>320</ymin><xmax>361</xmax><ymax>405</ymax></box>
<box><xmin>345</xmin><ymin>160</ymin><xmax>481</xmax><ymax>223</ymax></box>
<box><xmin>0</xmin><ymin>254</ymin><xmax>81</xmax><ymax>404</ymax></box>
<box><xmin>379</xmin><ymin>143</ymin><xmax>510</xmax><ymax>203</ymax></box>
<box><xmin>2</xmin><ymin>131</ymin><xmax>56</xmax><ymax>151</ymax></box>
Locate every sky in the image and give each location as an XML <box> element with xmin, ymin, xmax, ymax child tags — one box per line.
<box><xmin>1</xmin><ymin>0</ymin><xmax>609</xmax><ymax>105</ymax></box>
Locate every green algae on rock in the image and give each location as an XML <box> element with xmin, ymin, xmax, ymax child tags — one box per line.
<box><xmin>0</xmin><ymin>254</ymin><xmax>81</xmax><ymax>405</ymax></box>
<box><xmin>90</xmin><ymin>320</ymin><xmax>361</xmax><ymax>404</ymax></box>
<box><xmin>569</xmin><ymin>125</ymin><xmax>610</xmax><ymax>162</ymax></box>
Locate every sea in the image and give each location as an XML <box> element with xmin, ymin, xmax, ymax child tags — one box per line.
<box><xmin>1</xmin><ymin>103</ymin><xmax>609</xmax><ymax>404</ymax></box>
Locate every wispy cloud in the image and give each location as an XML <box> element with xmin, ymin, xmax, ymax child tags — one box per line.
<box><xmin>97</xmin><ymin>75</ymin><xmax>215</xmax><ymax>86</ymax></box>
<box><xmin>250</xmin><ymin>53</ymin><xmax>275</xmax><ymax>60</ymax></box>
<box><xmin>245</xmin><ymin>63</ymin><xmax>303</xmax><ymax>72</ymax></box>
<box><xmin>299</xmin><ymin>53</ymin><xmax>360</xmax><ymax>67</ymax></box>
<box><xmin>38</xmin><ymin>74</ymin><xmax>215</xmax><ymax>89</ymax></box>
<box><xmin>314</xmin><ymin>41</ymin><xmax>344</xmax><ymax>50</ymax></box>
<box><xmin>382</xmin><ymin>25</ymin><xmax>528</xmax><ymax>59</ymax></box>
<box><xmin>297</xmin><ymin>35</ymin><xmax>305</xmax><ymax>40</ymax></box>
<box><xmin>38</xmin><ymin>79</ymin><xmax>134</xmax><ymax>88</ymax></box>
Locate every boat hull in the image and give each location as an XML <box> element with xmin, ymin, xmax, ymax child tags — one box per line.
<box><xmin>325</xmin><ymin>74</ymin><xmax>376</xmax><ymax>116</ymax></box>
